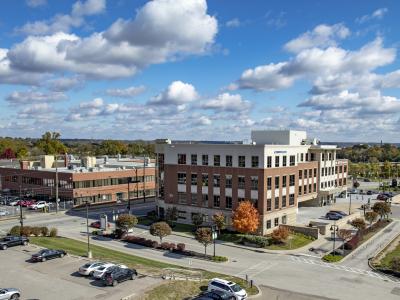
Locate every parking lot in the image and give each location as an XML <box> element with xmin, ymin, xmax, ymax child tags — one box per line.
<box><xmin>0</xmin><ymin>245</ymin><xmax>160</xmax><ymax>300</ymax></box>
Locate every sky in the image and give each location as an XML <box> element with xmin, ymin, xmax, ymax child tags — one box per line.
<box><xmin>0</xmin><ymin>0</ymin><xmax>400</xmax><ymax>142</ymax></box>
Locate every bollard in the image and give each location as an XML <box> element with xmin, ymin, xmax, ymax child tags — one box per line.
<box><xmin>250</xmin><ymin>279</ymin><xmax>253</xmax><ymax>288</ymax></box>
<box><xmin>245</xmin><ymin>274</ymin><xmax>248</xmax><ymax>282</ymax></box>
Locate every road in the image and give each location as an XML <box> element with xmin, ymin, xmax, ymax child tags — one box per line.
<box><xmin>1</xmin><ymin>207</ymin><xmax>400</xmax><ymax>300</ymax></box>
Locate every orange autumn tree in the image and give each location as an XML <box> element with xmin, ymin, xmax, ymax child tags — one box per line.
<box><xmin>232</xmin><ymin>200</ymin><xmax>259</xmax><ymax>234</ymax></box>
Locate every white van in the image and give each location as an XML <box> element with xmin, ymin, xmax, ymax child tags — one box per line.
<box><xmin>208</xmin><ymin>278</ymin><xmax>247</xmax><ymax>300</ymax></box>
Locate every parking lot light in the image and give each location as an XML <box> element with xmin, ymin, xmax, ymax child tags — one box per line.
<box><xmin>330</xmin><ymin>222</ymin><xmax>339</xmax><ymax>256</ymax></box>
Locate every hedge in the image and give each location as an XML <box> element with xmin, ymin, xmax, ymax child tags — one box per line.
<box><xmin>9</xmin><ymin>225</ymin><xmax>53</xmax><ymax>237</ymax></box>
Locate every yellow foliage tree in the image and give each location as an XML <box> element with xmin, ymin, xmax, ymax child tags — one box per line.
<box><xmin>232</xmin><ymin>200</ymin><xmax>259</xmax><ymax>234</ymax></box>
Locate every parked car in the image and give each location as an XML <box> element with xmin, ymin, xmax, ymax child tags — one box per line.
<box><xmin>328</xmin><ymin>210</ymin><xmax>347</xmax><ymax>217</ymax></box>
<box><xmin>78</xmin><ymin>261</ymin><xmax>106</xmax><ymax>276</ymax></box>
<box><xmin>366</xmin><ymin>190</ymin><xmax>373</xmax><ymax>195</ymax></box>
<box><xmin>348</xmin><ymin>189</ymin><xmax>359</xmax><ymax>194</ymax></box>
<box><xmin>193</xmin><ymin>290</ymin><xmax>235</xmax><ymax>300</ymax></box>
<box><xmin>0</xmin><ymin>236</ymin><xmax>29</xmax><ymax>250</ymax></box>
<box><xmin>101</xmin><ymin>266</ymin><xmax>137</xmax><ymax>286</ymax></box>
<box><xmin>208</xmin><ymin>278</ymin><xmax>247</xmax><ymax>300</ymax></box>
<box><xmin>93</xmin><ymin>263</ymin><xmax>128</xmax><ymax>279</ymax></box>
<box><xmin>364</xmin><ymin>178</ymin><xmax>371</xmax><ymax>182</ymax></box>
<box><xmin>0</xmin><ymin>210</ymin><xmax>10</xmax><ymax>217</ymax></box>
<box><xmin>31</xmin><ymin>249</ymin><xmax>66</xmax><ymax>262</ymax></box>
<box><xmin>20</xmin><ymin>200</ymin><xmax>36</xmax><ymax>207</ymax></box>
<box><xmin>8</xmin><ymin>201</ymin><xmax>19</xmax><ymax>206</ymax></box>
<box><xmin>325</xmin><ymin>212</ymin><xmax>343</xmax><ymax>220</ymax></box>
<box><xmin>377</xmin><ymin>194</ymin><xmax>389</xmax><ymax>201</ymax></box>
<box><xmin>90</xmin><ymin>221</ymin><xmax>111</xmax><ymax>229</ymax></box>
<box><xmin>383</xmin><ymin>192</ymin><xmax>394</xmax><ymax>198</ymax></box>
<box><xmin>28</xmin><ymin>201</ymin><xmax>49</xmax><ymax>210</ymax></box>
<box><xmin>0</xmin><ymin>288</ymin><xmax>21</xmax><ymax>300</ymax></box>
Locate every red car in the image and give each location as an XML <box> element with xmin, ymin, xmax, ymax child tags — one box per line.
<box><xmin>16</xmin><ymin>200</ymin><xmax>36</xmax><ymax>207</ymax></box>
<box><xmin>90</xmin><ymin>221</ymin><xmax>111</xmax><ymax>229</ymax></box>
<box><xmin>377</xmin><ymin>194</ymin><xmax>389</xmax><ymax>201</ymax></box>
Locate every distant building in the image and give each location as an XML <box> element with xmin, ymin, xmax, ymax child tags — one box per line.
<box><xmin>0</xmin><ymin>155</ymin><xmax>156</xmax><ymax>206</ymax></box>
<box><xmin>155</xmin><ymin>130</ymin><xmax>348</xmax><ymax>234</ymax></box>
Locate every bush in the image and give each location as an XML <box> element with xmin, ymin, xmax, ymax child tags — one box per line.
<box><xmin>323</xmin><ymin>254</ymin><xmax>344</xmax><ymax>263</ymax></box>
<box><xmin>21</xmin><ymin>226</ymin><xmax>32</xmax><ymax>236</ymax></box>
<box><xmin>390</xmin><ymin>257</ymin><xmax>400</xmax><ymax>272</ymax></box>
<box><xmin>211</xmin><ymin>256</ymin><xmax>228</xmax><ymax>262</ymax></box>
<box><xmin>344</xmin><ymin>235</ymin><xmax>359</xmax><ymax>250</ymax></box>
<box><xmin>40</xmin><ymin>227</ymin><xmax>49</xmax><ymax>237</ymax></box>
<box><xmin>242</xmin><ymin>235</ymin><xmax>270</xmax><ymax>247</ymax></box>
<box><xmin>151</xmin><ymin>241</ymin><xmax>159</xmax><ymax>248</ymax></box>
<box><xmin>9</xmin><ymin>226</ymin><xmax>21</xmax><ymax>236</ymax></box>
<box><xmin>49</xmin><ymin>227</ymin><xmax>58</xmax><ymax>237</ymax></box>
<box><xmin>271</xmin><ymin>227</ymin><xmax>290</xmax><ymax>244</ymax></box>
<box><xmin>177</xmin><ymin>243</ymin><xmax>186</xmax><ymax>252</ymax></box>
<box><xmin>31</xmin><ymin>227</ymin><xmax>42</xmax><ymax>237</ymax></box>
<box><xmin>160</xmin><ymin>242</ymin><xmax>171</xmax><ymax>250</ymax></box>
<box><xmin>169</xmin><ymin>243</ymin><xmax>176</xmax><ymax>251</ymax></box>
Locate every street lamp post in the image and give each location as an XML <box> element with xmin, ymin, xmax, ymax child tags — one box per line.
<box><xmin>55</xmin><ymin>154</ymin><xmax>59</xmax><ymax>214</ymax></box>
<box><xmin>19</xmin><ymin>184</ymin><xmax>23</xmax><ymax>236</ymax></box>
<box><xmin>211</xmin><ymin>225</ymin><xmax>217</xmax><ymax>257</ymax></box>
<box><xmin>348</xmin><ymin>193</ymin><xmax>352</xmax><ymax>215</ymax></box>
<box><xmin>143</xmin><ymin>154</ymin><xmax>146</xmax><ymax>203</ymax></box>
<box><xmin>85</xmin><ymin>200</ymin><xmax>92</xmax><ymax>258</ymax></box>
<box><xmin>330</xmin><ymin>222</ymin><xmax>339</xmax><ymax>256</ymax></box>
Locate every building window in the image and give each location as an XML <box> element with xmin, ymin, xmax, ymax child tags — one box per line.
<box><xmin>226</xmin><ymin>176</ymin><xmax>232</xmax><ymax>188</ymax></box>
<box><xmin>178</xmin><ymin>193</ymin><xmax>187</xmax><ymax>204</ymax></box>
<box><xmin>282</xmin><ymin>215</ymin><xmax>287</xmax><ymax>225</ymax></box>
<box><xmin>267</xmin><ymin>177</ymin><xmax>272</xmax><ymax>190</ymax></box>
<box><xmin>306</xmin><ymin>153</ymin><xmax>309</xmax><ymax>161</ymax></box>
<box><xmin>339</xmin><ymin>166</ymin><xmax>343</xmax><ymax>173</ymax></box>
<box><xmin>226</xmin><ymin>155</ymin><xmax>233</xmax><ymax>167</ymax></box>
<box><xmin>290</xmin><ymin>155</ymin><xmax>295</xmax><ymax>166</ymax></box>
<box><xmin>266</xmin><ymin>220</ymin><xmax>271</xmax><ymax>229</ymax></box>
<box><xmin>322</xmin><ymin>153</ymin><xmax>325</xmax><ymax>161</ymax></box>
<box><xmin>304</xmin><ymin>185</ymin><xmax>307</xmax><ymax>194</ymax></box>
<box><xmin>329</xmin><ymin>153</ymin><xmax>332</xmax><ymax>160</ymax></box>
<box><xmin>299</xmin><ymin>170</ymin><xmax>302</xmax><ymax>179</ymax></box>
<box><xmin>178</xmin><ymin>210</ymin><xmax>186</xmax><ymax>219</ymax></box>
<box><xmin>191</xmin><ymin>154</ymin><xmax>197</xmax><ymax>165</ymax></box>
<box><xmin>289</xmin><ymin>194</ymin><xmax>295</xmax><ymax>206</ymax></box>
<box><xmin>178</xmin><ymin>154</ymin><xmax>186</xmax><ymax>165</ymax></box>
<box><xmin>177</xmin><ymin>172</ymin><xmax>186</xmax><ymax>184</ymax></box>
<box><xmin>314</xmin><ymin>183</ymin><xmax>317</xmax><ymax>191</ymax></box>
<box><xmin>191</xmin><ymin>193</ymin><xmax>197</xmax><ymax>205</ymax></box>
<box><xmin>267</xmin><ymin>198</ymin><xmax>271</xmax><ymax>211</ymax></box>
<box><xmin>274</xmin><ymin>197</ymin><xmax>279</xmax><ymax>209</ymax></box>
<box><xmin>301</xmin><ymin>153</ymin><xmax>304</xmax><ymax>161</ymax></box>
<box><xmin>238</xmin><ymin>197</ymin><xmax>245</xmax><ymax>202</ymax></box>
<box><xmin>275</xmin><ymin>176</ymin><xmax>280</xmax><ymax>189</ymax></box>
<box><xmin>275</xmin><ymin>156</ymin><xmax>280</xmax><ymax>167</ymax></box>
<box><xmin>202</xmin><ymin>194</ymin><xmax>208</xmax><ymax>207</ymax></box>
<box><xmin>214</xmin><ymin>155</ymin><xmax>220</xmax><ymax>167</ymax></box>
<box><xmin>238</xmin><ymin>176</ymin><xmax>245</xmax><ymax>189</ymax></box>
<box><xmin>283</xmin><ymin>156</ymin><xmax>287</xmax><ymax>167</ymax></box>
<box><xmin>202</xmin><ymin>155</ymin><xmax>208</xmax><ymax>166</ymax></box>
<box><xmin>191</xmin><ymin>174</ymin><xmax>197</xmax><ymax>185</ymax></box>
<box><xmin>238</xmin><ymin>156</ymin><xmax>246</xmax><ymax>167</ymax></box>
<box><xmin>298</xmin><ymin>186</ymin><xmax>302</xmax><ymax>195</ymax></box>
<box><xmin>335</xmin><ymin>166</ymin><xmax>338</xmax><ymax>174</ymax></box>
<box><xmin>289</xmin><ymin>175</ymin><xmax>295</xmax><ymax>186</ymax></box>
<box><xmin>202</xmin><ymin>174</ymin><xmax>208</xmax><ymax>186</ymax></box>
<box><xmin>344</xmin><ymin>165</ymin><xmax>347</xmax><ymax>173</ymax></box>
<box><xmin>251</xmin><ymin>198</ymin><xmax>258</xmax><ymax>208</ymax></box>
<box><xmin>251</xmin><ymin>176</ymin><xmax>258</xmax><ymax>190</ymax></box>
<box><xmin>282</xmin><ymin>195</ymin><xmax>287</xmax><ymax>207</ymax></box>
<box><xmin>314</xmin><ymin>168</ymin><xmax>317</xmax><ymax>177</ymax></box>
<box><xmin>321</xmin><ymin>168</ymin><xmax>325</xmax><ymax>176</ymax></box>
<box><xmin>213</xmin><ymin>195</ymin><xmax>220</xmax><ymax>207</ymax></box>
<box><xmin>226</xmin><ymin>196</ymin><xmax>232</xmax><ymax>209</ymax></box>
<box><xmin>309</xmin><ymin>183</ymin><xmax>312</xmax><ymax>192</ymax></box>
<box><xmin>311</xmin><ymin>153</ymin><xmax>315</xmax><ymax>161</ymax></box>
<box><xmin>282</xmin><ymin>175</ymin><xmax>287</xmax><ymax>188</ymax></box>
<box><xmin>304</xmin><ymin>169</ymin><xmax>308</xmax><ymax>178</ymax></box>
<box><xmin>267</xmin><ymin>156</ymin><xmax>272</xmax><ymax>168</ymax></box>
<box><xmin>274</xmin><ymin>217</ymin><xmax>279</xmax><ymax>227</ymax></box>
<box><xmin>213</xmin><ymin>175</ymin><xmax>220</xmax><ymax>187</ymax></box>
<box><xmin>251</xmin><ymin>156</ymin><xmax>259</xmax><ymax>168</ymax></box>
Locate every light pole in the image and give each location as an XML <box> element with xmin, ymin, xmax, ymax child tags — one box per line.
<box><xmin>19</xmin><ymin>183</ymin><xmax>23</xmax><ymax>236</ymax></box>
<box><xmin>55</xmin><ymin>154</ymin><xmax>59</xmax><ymax>214</ymax></box>
<box><xmin>143</xmin><ymin>154</ymin><xmax>146</xmax><ymax>203</ymax></box>
<box><xmin>211</xmin><ymin>225</ymin><xmax>217</xmax><ymax>257</ymax></box>
<box><xmin>348</xmin><ymin>193</ymin><xmax>352</xmax><ymax>215</ymax></box>
<box><xmin>85</xmin><ymin>200</ymin><xmax>92</xmax><ymax>258</ymax></box>
<box><xmin>330</xmin><ymin>222</ymin><xmax>339</xmax><ymax>256</ymax></box>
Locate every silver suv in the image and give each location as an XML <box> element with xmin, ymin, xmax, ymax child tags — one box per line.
<box><xmin>0</xmin><ymin>288</ymin><xmax>20</xmax><ymax>300</ymax></box>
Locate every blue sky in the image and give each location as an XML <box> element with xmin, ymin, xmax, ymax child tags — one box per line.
<box><xmin>0</xmin><ymin>0</ymin><xmax>399</xmax><ymax>142</ymax></box>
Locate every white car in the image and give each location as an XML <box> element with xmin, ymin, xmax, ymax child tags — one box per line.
<box><xmin>29</xmin><ymin>201</ymin><xmax>49</xmax><ymax>210</ymax></box>
<box><xmin>9</xmin><ymin>201</ymin><xmax>19</xmax><ymax>206</ymax></box>
<box><xmin>0</xmin><ymin>288</ymin><xmax>21</xmax><ymax>300</ymax></box>
<box><xmin>78</xmin><ymin>261</ymin><xmax>106</xmax><ymax>276</ymax></box>
<box><xmin>208</xmin><ymin>278</ymin><xmax>247</xmax><ymax>300</ymax></box>
<box><xmin>0</xmin><ymin>210</ymin><xmax>10</xmax><ymax>217</ymax></box>
<box><xmin>92</xmin><ymin>263</ymin><xmax>128</xmax><ymax>279</ymax></box>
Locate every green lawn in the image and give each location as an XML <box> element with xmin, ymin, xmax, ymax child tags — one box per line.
<box><xmin>171</xmin><ymin>223</ymin><xmax>195</xmax><ymax>235</ymax></box>
<box><xmin>30</xmin><ymin>236</ymin><xmax>258</xmax><ymax>299</ymax></box>
<box><xmin>137</xmin><ymin>216</ymin><xmax>155</xmax><ymax>226</ymax></box>
<box><xmin>379</xmin><ymin>240</ymin><xmax>400</xmax><ymax>268</ymax></box>
<box><xmin>265</xmin><ymin>233</ymin><xmax>314</xmax><ymax>250</ymax></box>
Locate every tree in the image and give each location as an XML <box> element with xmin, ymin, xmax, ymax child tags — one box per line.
<box><xmin>195</xmin><ymin>227</ymin><xmax>212</xmax><ymax>256</ymax></box>
<box><xmin>353</xmin><ymin>181</ymin><xmax>360</xmax><ymax>189</ymax></box>
<box><xmin>116</xmin><ymin>214</ymin><xmax>138</xmax><ymax>233</ymax></box>
<box><xmin>390</xmin><ymin>257</ymin><xmax>400</xmax><ymax>272</ymax></box>
<box><xmin>337</xmin><ymin>229</ymin><xmax>353</xmax><ymax>252</ymax></box>
<box><xmin>365</xmin><ymin>211</ymin><xmax>378</xmax><ymax>225</ymax></box>
<box><xmin>191</xmin><ymin>213</ymin><xmax>204</xmax><ymax>228</ymax></box>
<box><xmin>36</xmin><ymin>131</ymin><xmax>67</xmax><ymax>155</ymax></box>
<box><xmin>97</xmin><ymin>140</ymin><xmax>128</xmax><ymax>156</ymax></box>
<box><xmin>232</xmin><ymin>200</ymin><xmax>259</xmax><ymax>234</ymax></box>
<box><xmin>212</xmin><ymin>213</ymin><xmax>226</xmax><ymax>234</ymax></box>
<box><xmin>165</xmin><ymin>207</ymin><xmax>178</xmax><ymax>227</ymax></box>
<box><xmin>149</xmin><ymin>221</ymin><xmax>171</xmax><ymax>243</ymax></box>
<box><xmin>350</xmin><ymin>218</ymin><xmax>366</xmax><ymax>233</ymax></box>
<box><xmin>372</xmin><ymin>202</ymin><xmax>391</xmax><ymax>220</ymax></box>
<box><xmin>0</xmin><ymin>148</ymin><xmax>16</xmax><ymax>159</ymax></box>
<box><xmin>271</xmin><ymin>227</ymin><xmax>290</xmax><ymax>244</ymax></box>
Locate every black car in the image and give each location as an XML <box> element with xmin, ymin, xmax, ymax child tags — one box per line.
<box><xmin>31</xmin><ymin>249</ymin><xmax>66</xmax><ymax>262</ymax></box>
<box><xmin>366</xmin><ymin>190</ymin><xmax>373</xmax><ymax>195</ymax></box>
<box><xmin>325</xmin><ymin>212</ymin><xmax>343</xmax><ymax>220</ymax></box>
<box><xmin>193</xmin><ymin>290</ymin><xmax>235</xmax><ymax>300</ymax></box>
<box><xmin>0</xmin><ymin>236</ymin><xmax>29</xmax><ymax>250</ymax></box>
<box><xmin>102</xmin><ymin>266</ymin><xmax>137</xmax><ymax>286</ymax></box>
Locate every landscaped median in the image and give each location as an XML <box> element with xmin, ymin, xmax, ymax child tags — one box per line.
<box><xmin>370</xmin><ymin>231</ymin><xmax>400</xmax><ymax>278</ymax></box>
<box><xmin>29</xmin><ymin>236</ymin><xmax>258</xmax><ymax>299</ymax></box>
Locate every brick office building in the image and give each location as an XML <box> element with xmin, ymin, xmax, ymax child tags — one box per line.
<box><xmin>155</xmin><ymin>130</ymin><xmax>348</xmax><ymax>234</ymax></box>
<box><xmin>0</xmin><ymin>155</ymin><xmax>156</xmax><ymax>206</ymax></box>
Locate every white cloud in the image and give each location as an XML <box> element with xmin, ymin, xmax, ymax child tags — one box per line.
<box><xmin>26</xmin><ymin>0</ymin><xmax>47</xmax><ymax>7</ymax></box>
<box><xmin>79</xmin><ymin>97</ymin><xmax>104</xmax><ymax>109</ymax></box>
<box><xmin>105</xmin><ymin>85</ymin><xmax>146</xmax><ymax>98</ymax></box>
<box><xmin>201</xmin><ymin>93</ymin><xmax>251</xmax><ymax>112</ymax></box>
<box><xmin>356</xmin><ymin>8</ymin><xmax>388</xmax><ymax>24</ymax></box>
<box><xmin>6</xmin><ymin>90</ymin><xmax>67</xmax><ymax>105</ymax></box>
<box><xmin>193</xmin><ymin>116</ymin><xmax>212</xmax><ymax>125</ymax></box>
<box><xmin>48</xmin><ymin>76</ymin><xmax>83</xmax><ymax>91</ymax></box>
<box><xmin>226</xmin><ymin>18</ymin><xmax>240</xmax><ymax>28</ymax></box>
<box><xmin>284</xmin><ymin>23</ymin><xmax>350</xmax><ymax>53</ymax></box>
<box><xmin>17</xmin><ymin>0</ymin><xmax>105</xmax><ymax>35</ymax></box>
<box><xmin>148</xmin><ymin>81</ymin><xmax>198</xmax><ymax>106</ymax></box>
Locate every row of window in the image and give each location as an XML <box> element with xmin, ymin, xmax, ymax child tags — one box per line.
<box><xmin>266</xmin><ymin>175</ymin><xmax>296</xmax><ymax>189</ymax></box>
<box><xmin>320</xmin><ymin>178</ymin><xmax>347</xmax><ymax>189</ymax></box>
<box><xmin>298</xmin><ymin>183</ymin><xmax>317</xmax><ymax>195</ymax></box>
<box><xmin>321</xmin><ymin>152</ymin><xmax>336</xmax><ymax>161</ymax></box>
<box><xmin>299</xmin><ymin>168</ymin><xmax>317</xmax><ymax>179</ymax></box>
<box><xmin>73</xmin><ymin>175</ymin><xmax>155</xmax><ymax>189</ymax></box>
<box><xmin>177</xmin><ymin>192</ymin><xmax>257</xmax><ymax>209</ymax></box>
<box><xmin>266</xmin><ymin>215</ymin><xmax>287</xmax><ymax>229</ymax></box>
<box><xmin>266</xmin><ymin>194</ymin><xmax>295</xmax><ymax>211</ymax></box>
<box><xmin>178</xmin><ymin>173</ymin><xmax>259</xmax><ymax>190</ymax></box>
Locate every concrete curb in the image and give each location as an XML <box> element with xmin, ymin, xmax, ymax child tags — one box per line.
<box><xmin>248</xmin><ymin>284</ymin><xmax>262</xmax><ymax>299</ymax></box>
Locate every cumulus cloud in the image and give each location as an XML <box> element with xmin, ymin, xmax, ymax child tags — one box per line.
<box><xmin>26</xmin><ymin>0</ymin><xmax>47</xmax><ymax>7</ymax></box>
<box><xmin>148</xmin><ymin>81</ymin><xmax>198</xmax><ymax>106</ymax></box>
<box><xmin>226</xmin><ymin>18</ymin><xmax>240</xmax><ymax>28</ymax></box>
<box><xmin>48</xmin><ymin>76</ymin><xmax>83</xmax><ymax>91</ymax></box>
<box><xmin>201</xmin><ymin>93</ymin><xmax>251</xmax><ymax>112</ymax></box>
<box><xmin>17</xmin><ymin>0</ymin><xmax>106</xmax><ymax>35</ymax></box>
<box><xmin>105</xmin><ymin>85</ymin><xmax>146</xmax><ymax>98</ymax></box>
<box><xmin>356</xmin><ymin>8</ymin><xmax>388</xmax><ymax>24</ymax></box>
<box><xmin>6</xmin><ymin>90</ymin><xmax>67</xmax><ymax>105</ymax></box>
<box><xmin>284</xmin><ymin>23</ymin><xmax>350</xmax><ymax>53</ymax></box>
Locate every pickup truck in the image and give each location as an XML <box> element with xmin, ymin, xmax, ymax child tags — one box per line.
<box><xmin>0</xmin><ymin>236</ymin><xmax>29</xmax><ymax>250</ymax></box>
<box><xmin>28</xmin><ymin>201</ymin><xmax>49</xmax><ymax>210</ymax></box>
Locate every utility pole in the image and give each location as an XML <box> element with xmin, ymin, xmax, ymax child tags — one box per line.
<box><xmin>85</xmin><ymin>201</ymin><xmax>92</xmax><ymax>258</ymax></box>
<box><xmin>55</xmin><ymin>154</ymin><xmax>59</xmax><ymax>214</ymax></box>
<box><xmin>348</xmin><ymin>193</ymin><xmax>352</xmax><ymax>215</ymax></box>
<box><xmin>127</xmin><ymin>177</ymin><xmax>131</xmax><ymax>213</ymax></box>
